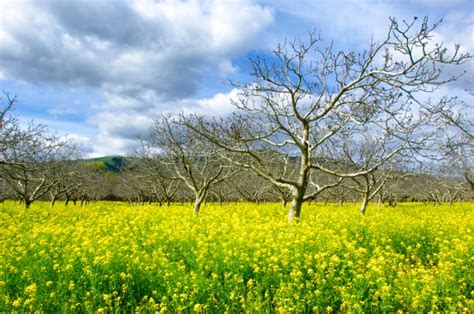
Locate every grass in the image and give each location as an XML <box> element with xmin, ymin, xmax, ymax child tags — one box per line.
<box><xmin>1</xmin><ymin>201</ymin><xmax>473</xmax><ymax>312</ymax></box>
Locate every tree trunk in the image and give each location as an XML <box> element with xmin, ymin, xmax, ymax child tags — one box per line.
<box><xmin>193</xmin><ymin>190</ymin><xmax>207</xmax><ymax>216</ymax></box>
<box><xmin>288</xmin><ymin>187</ymin><xmax>304</xmax><ymax>224</ymax></box>
<box><xmin>50</xmin><ymin>196</ymin><xmax>57</xmax><ymax>208</ymax></box>
<box><xmin>193</xmin><ymin>198</ymin><xmax>202</xmax><ymax>215</ymax></box>
<box><xmin>24</xmin><ymin>198</ymin><xmax>31</xmax><ymax>209</ymax></box>
<box><xmin>359</xmin><ymin>194</ymin><xmax>369</xmax><ymax>215</ymax></box>
<box><xmin>288</xmin><ymin>123</ymin><xmax>310</xmax><ymax>224</ymax></box>
<box><xmin>281</xmin><ymin>198</ymin><xmax>288</xmax><ymax>210</ymax></box>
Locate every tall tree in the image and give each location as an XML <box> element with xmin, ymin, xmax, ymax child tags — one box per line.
<box><xmin>182</xmin><ymin>17</ymin><xmax>470</xmax><ymax>223</ymax></box>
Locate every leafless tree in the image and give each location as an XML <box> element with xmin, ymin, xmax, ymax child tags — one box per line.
<box><xmin>116</xmin><ymin>170</ymin><xmax>143</xmax><ymax>204</ymax></box>
<box><xmin>149</xmin><ymin>115</ymin><xmax>237</xmax><ymax>215</ymax></box>
<box><xmin>0</xmin><ymin>92</ymin><xmax>17</xmax><ymax>200</ymax></box>
<box><xmin>228</xmin><ymin>171</ymin><xmax>271</xmax><ymax>204</ymax></box>
<box><xmin>334</xmin><ymin>131</ymin><xmax>414</xmax><ymax>213</ymax></box>
<box><xmin>0</xmin><ymin>91</ymin><xmax>16</xmax><ymax>130</ymax></box>
<box><xmin>0</xmin><ymin>121</ymin><xmax>78</xmax><ymax>209</ymax></box>
<box><xmin>424</xmin><ymin>92</ymin><xmax>473</xmax><ymax>192</ymax></box>
<box><xmin>48</xmin><ymin>163</ymin><xmax>86</xmax><ymax>207</ymax></box>
<box><xmin>182</xmin><ymin>17</ymin><xmax>469</xmax><ymax>222</ymax></box>
<box><xmin>128</xmin><ymin>148</ymin><xmax>182</xmax><ymax>206</ymax></box>
<box><xmin>208</xmin><ymin>181</ymin><xmax>236</xmax><ymax>205</ymax></box>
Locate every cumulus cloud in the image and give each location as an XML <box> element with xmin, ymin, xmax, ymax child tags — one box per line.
<box><xmin>89</xmin><ymin>88</ymin><xmax>241</xmax><ymax>156</ymax></box>
<box><xmin>0</xmin><ymin>0</ymin><xmax>470</xmax><ymax>157</ymax></box>
<box><xmin>0</xmin><ymin>0</ymin><xmax>274</xmax><ymax>156</ymax></box>
<box><xmin>0</xmin><ymin>0</ymin><xmax>273</xmax><ymax>99</ymax></box>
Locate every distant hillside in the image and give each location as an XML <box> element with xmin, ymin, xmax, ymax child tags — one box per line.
<box><xmin>83</xmin><ymin>156</ymin><xmax>127</xmax><ymax>173</ymax></box>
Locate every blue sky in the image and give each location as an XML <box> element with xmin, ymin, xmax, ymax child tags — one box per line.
<box><xmin>0</xmin><ymin>0</ymin><xmax>472</xmax><ymax>157</ymax></box>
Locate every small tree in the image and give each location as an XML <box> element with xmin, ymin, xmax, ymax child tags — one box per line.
<box><xmin>128</xmin><ymin>150</ymin><xmax>182</xmax><ymax>206</ymax></box>
<box><xmin>149</xmin><ymin>115</ymin><xmax>237</xmax><ymax>215</ymax></box>
<box><xmin>48</xmin><ymin>163</ymin><xmax>85</xmax><ymax>207</ymax></box>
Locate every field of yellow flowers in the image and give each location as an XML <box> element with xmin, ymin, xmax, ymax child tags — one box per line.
<box><xmin>1</xmin><ymin>201</ymin><xmax>473</xmax><ymax>312</ymax></box>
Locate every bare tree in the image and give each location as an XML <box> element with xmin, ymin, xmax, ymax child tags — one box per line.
<box><xmin>182</xmin><ymin>17</ymin><xmax>469</xmax><ymax>222</ymax></box>
<box><xmin>228</xmin><ymin>171</ymin><xmax>271</xmax><ymax>204</ymax></box>
<box><xmin>128</xmin><ymin>149</ymin><xmax>182</xmax><ymax>207</ymax></box>
<box><xmin>425</xmin><ymin>93</ymin><xmax>474</xmax><ymax>192</ymax></box>
<box><xmin>0</xmin><ymin>92</ymin><xmax>16</xmax><ymax>200</ymax></box>
<box><xmin>48</xmin><ymin>163</ymin><xmax>86</xmax><ymax>207</ymax></box>
<box><xmin>334</xmin><ymin>131</ymin><xmax>414</xmax><ymax>214</ymax></box>
<box><xmin>209</xmin><ymin>180</ymin><xmax>236</xmax><ymax>205</ymax></box>
<box><xmin>344</xmin><ymin>170</ymin><xmax>393</xmax><ymax>214</ymax></box>
<box><xmin>0</xmin><ymin>91</ymin><xmax>16</xmax><ymax>130</ymax></box>
<box><xmin>0</xmin><ymin>121</ymin><xmax>78</xmax><ymax>209</ymax></box>
<box><xmin>149</xmin><ymin>115</ymin><xmax>237</xmax><ymax>215</ymax></box>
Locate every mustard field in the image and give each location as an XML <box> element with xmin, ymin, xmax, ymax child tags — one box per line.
<box><xmin>1</xmin><ymin>201</ymin><xmax>473</xmax><ymax>312</ymax></box>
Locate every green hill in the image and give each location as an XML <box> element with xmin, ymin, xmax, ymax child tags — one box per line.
<box><xmin>83</xmin><ymin>156</ymin><xmax>127</xmax><ymax>173</ymax></box>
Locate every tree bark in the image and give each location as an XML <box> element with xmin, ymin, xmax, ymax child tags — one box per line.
<box><xmin>288</xmin><ymin>187</ymin><xmax>305</xmax><ymax>224</ymax></box>
<box><xmin>50</xmin><ymin>196</ymin><xmax>57</xmax><ymax>208</ymax></box>
<box><xmin>359</xmin><ymin>194</ymin><xmax>369</xmax><ymax>215</ymax></box>
<box><xmin>193</xmin><ymin>190</ymin><xmax>207</xmax><ymax>216</ymax></box>
<box><xmin>288</xmin><ymin>124</ymin><xmax>310</xmax><ymax>224</ymax></box>
<box><xmin>193</xmin><ymin>198</ymin><xmax>202</xmax><ymax>215</ymax></box>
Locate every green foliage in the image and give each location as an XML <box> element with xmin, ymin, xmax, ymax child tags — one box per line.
<box><xmin>83</xmin><ymin>156</ymin><xmax>126</xmax><ymax>173</ymax></box>
<box><xmin>0</xmin><ymin>202</ymin><xmax>472</xmax><ymax>312</ymax></box>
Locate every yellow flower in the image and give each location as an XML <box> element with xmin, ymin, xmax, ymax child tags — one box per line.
<box><xmin>12</xmin><ymin>298</ymin><xmax>22</xmax><ymax>308</ymax></box>
<box><xmin>24</xmin><ymin>283</ymin><xmax>37</xmax><ymax>295</ymax></box>
<box><xmin>193</xmin><ymin>303</ymin><xmax>203</xmax><ymax>312</ymax></box>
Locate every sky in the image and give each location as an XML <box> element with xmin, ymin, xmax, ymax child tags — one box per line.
<box><xmin>0</xmin><ymin>0</ymin><xmax>472</xmax><ymax>157</ymax></box>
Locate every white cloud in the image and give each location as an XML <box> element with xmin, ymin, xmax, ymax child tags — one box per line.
<box><xmin>260</xmin><ymin>0</ymin><xmax>404</xmax><ymax>45</ymax></box>
<box><xmin>47</xmin><ymin>102</ymin><xmax>82</xmax><ymax>116</ymax></box>
<box><xmin>415</xmin><ymin>0</ymin><xmax>470</xmax><ymax>7</ymax></box>
<box><xmin>0</xmin><ymin>0</ymin><xmax>274</xmax><ymax>156</ymax></box>
<box><xmin>87</xmin><ymin>88</ymin><xmax>241</xmax><ymax>156</ymax></box>
<box><xmin>1</xmin><ymin>0</ymin><xmax>470</xmax><ymax>157</ymax></box>
<box><xmin>0</xmin><ymin>0</ymin><xmax>273</xmax><ymax>99</ymax></box>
